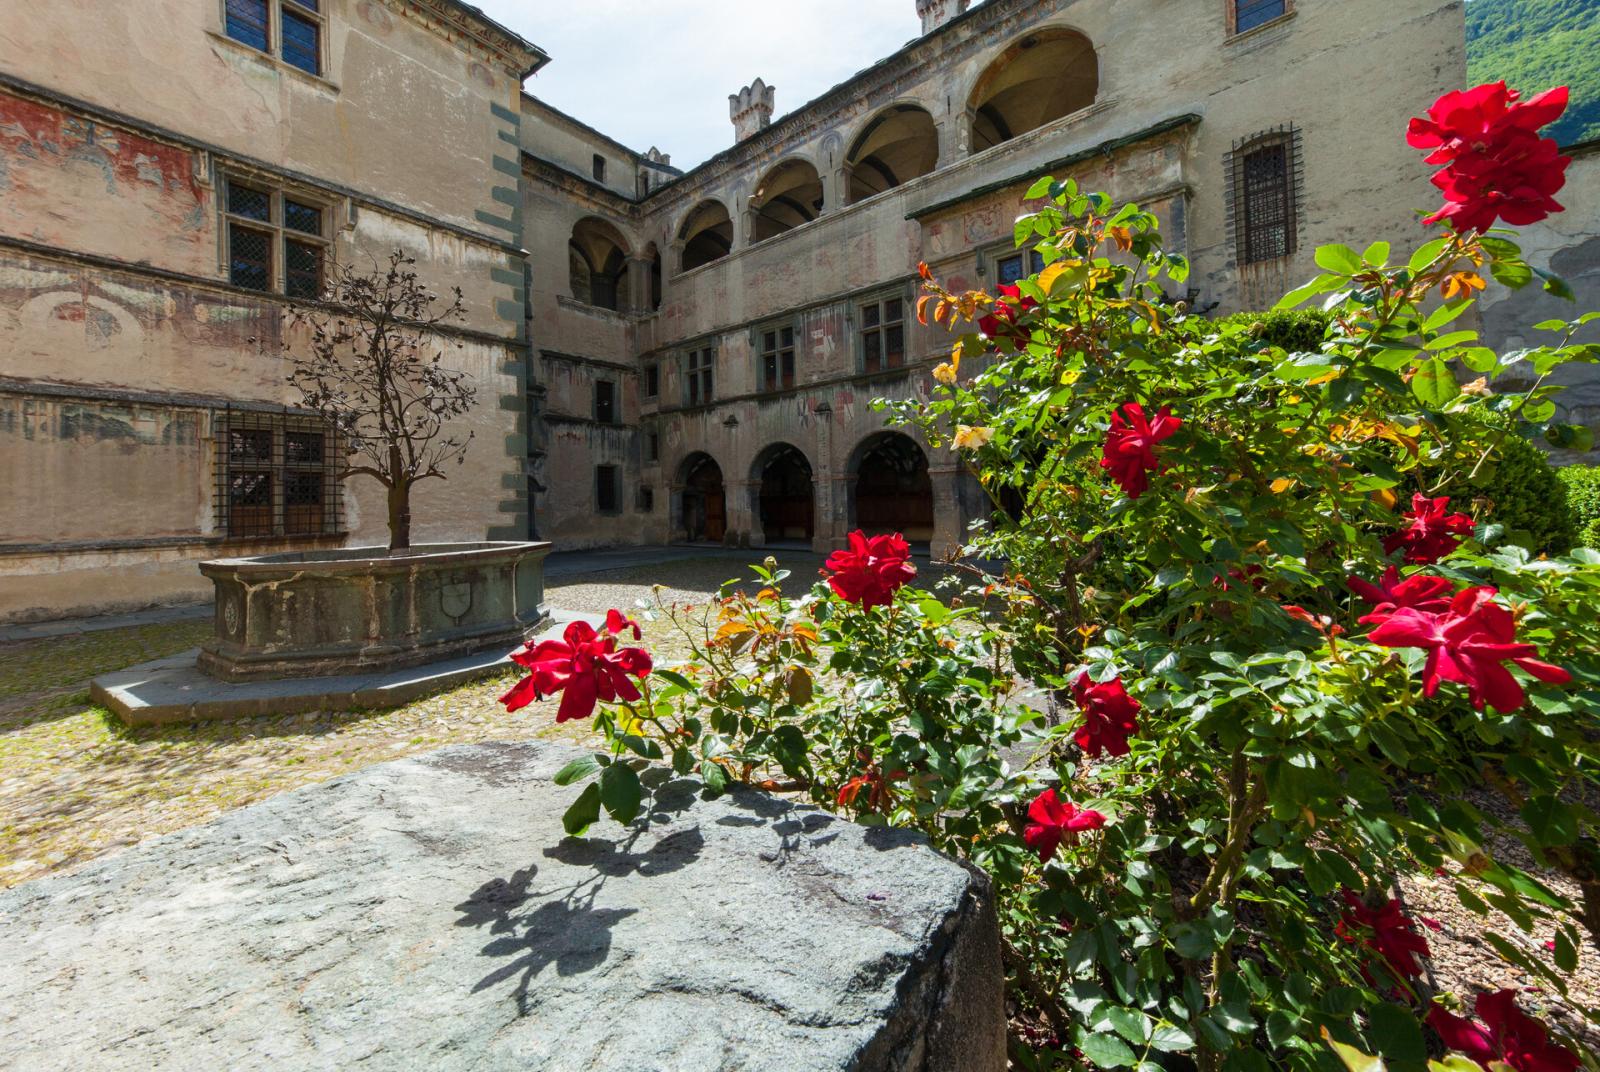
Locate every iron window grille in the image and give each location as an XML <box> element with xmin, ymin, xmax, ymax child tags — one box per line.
<box><xmin>1225</xmin><ymin>126</ymin><xmax>1303</xmax><ymax>268</ymax></box>
<box><xmin>859</xmin><ymin>295</ymin><xmax>907</xmax><ymax>373</ymax></box>
<box><xmin>637</xmin><ymin>486</ymin><xmax>655</xmax><ymax>513</ymax></box>
<box><xmin>594</xmin><ymin>380</ymin><xmax>618</xmax><ymax>425</ymax></box>
<box><xmin>214</xmin><ymin>408</ymin><xmax>344</xmax><ymax>539</ymax></box>
<box><xmin>644</xmin><ymin>362</ymin><xmax>659</xmax><ymax>399</ymax></box>
<box><xmin>759</xmin><ymin>322</ymin><xmax>797</xmax><ymax>391</ymax></box>
<box><xmin>224</xmin><ymin>0</ymin><xmax>324</xmax><ymax>76</ymax></box>
<box><xmin>685</xmin><ymin>346</ymin><xmax>716</xmax><ymax>406</ymax></box>
<box><xmin>224</xmin><ymin>176</ymin><xmax>330</xmax><ymax>297</ymax></box>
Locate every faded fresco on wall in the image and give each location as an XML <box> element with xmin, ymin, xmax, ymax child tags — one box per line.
<box><xmin>0</xmin><ymin>91</ymin><xmax>211</xmax><ymax>275</ymax></box>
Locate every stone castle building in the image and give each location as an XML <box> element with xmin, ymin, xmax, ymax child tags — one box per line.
<box><xmin>5</xmin><ymin>0</ymin><xmax>1562</xmax><ymax>623</ymax></box>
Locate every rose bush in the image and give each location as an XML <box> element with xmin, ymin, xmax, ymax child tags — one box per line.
<box><xmin>506</xmin><ymin>83</ymin><xmax>1600</xmax><ymax>1070</ymax></box>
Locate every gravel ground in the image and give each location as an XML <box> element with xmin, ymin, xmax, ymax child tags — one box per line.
<box><xmin>1</xmin><ymin>549</ymin><xmax>1594</xmax><ymax>1055</ymax></box>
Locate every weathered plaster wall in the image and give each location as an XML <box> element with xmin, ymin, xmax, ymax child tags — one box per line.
<box><xmin>0</xmin><ymin>1</ymin><xmax>537</xmax><ymax>622</ymax></box>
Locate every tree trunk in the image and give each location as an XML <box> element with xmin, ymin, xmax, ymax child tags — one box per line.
<box><xmin>387</xmin><ymin>471</ymin><xmax>412</xmax><ymax>552</ymax></box>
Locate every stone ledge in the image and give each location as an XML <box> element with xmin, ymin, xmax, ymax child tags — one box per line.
<box><xmin>0</xmin><ymin>741</ymin><xmax>1005</xmax><ymax>1071</ymax></box>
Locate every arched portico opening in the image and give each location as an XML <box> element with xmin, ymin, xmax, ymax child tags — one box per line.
<box><xmin>850</xmin><ymin>432</ymin><xmax>934</xmax><ymax>544</ymax></box>
<box><xmin>750</xmin><ymin>160</ymin><xmax>825</xmax><ymax>243</ymax></box>
<box><xmin>676</xmin><ymin>452</ymin><xmax>726</xmax><ymax>543</ymax></box>
<box><xmin>968</xmin><ymin>29</ymin><xmax>1099</xmax><ymax>154</ymax></box>
<box><xmin>679</xmin><ymin>201</ymin><xmax>733</xmax><ymax>273</ymax></box>
<box><xmin>752</xmin><ymin>443</ymin><xmax>814</xmax><ymax>545</ymax></box>
<box><xmin>846</xmin><ymin>105</ymin><xmax>939</xmax><ymax>204</ymax></box>
<box><xmin>569</xmin><ymin>217</ymin><xmax>630</xmax><ymax>311</ymax></box>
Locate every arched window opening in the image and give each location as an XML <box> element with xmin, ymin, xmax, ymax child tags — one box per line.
<box><xmin>755</xmin><ymin>444</ymin><xmax>814</xmax><ymax>543</ymax></box>
<box><xmin>750</xmin><ymin>160</ymin><xmax>824</xmax><ymax>243</ymax></box>
<box><xmin>677</xmin><ymin>452</ymin><xmax>726</xmax><ymax>543</ymax></box>
<box><xmin>969</xmin><ymin>30</ymin><xmax>1098</xmax><ymax>155</ymax></box>
<box><xmin>846</xmin><ymin>106</ymin><xmax>939</xmax><ymax>204</ymax></box>
<box><xmin>851</xmin><ymin>432</ymin><xmax>933</xmax><ymax>544</ymax></box>
<box><xmin>569</xmin><ymin>218</ymin><xmax>630</xmax><ymax>311</ymax></box>
<box><xmin>679</xmin><ymin>201</ymin><xmax>733</xmax><ymax>273</ymax></box>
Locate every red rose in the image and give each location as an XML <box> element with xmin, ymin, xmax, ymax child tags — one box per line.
<box><xmin>1384</xmin><ymin>494</ymin><xmax>1475</xmax><ymax>564</ymax></box>
<box><xmin>500</xmin><ymin>613</ymin><xmax>653</xmax><ymax>722</ymax></box>
<box><xmin>1099</xmin><ymin>402</ymin><xmax>1181</xmax><ymax>499</ymax></box>
<box><xmin>1336</xmin><ymin>889</ymin><xmax>1431</xmax><ymax>982</ymax></box>
<box><xmin>977</xmin><ymin>284</ymin><xmax>1038</xmax><ymax>348</ymax></box>
<box><xmin>1071</xmin><ymin>672</ymin><xmax>1140</xmax><ymax>758</ymax></box>
<box><xmin>1407</xmin><ymin>83</ymin><xmax>1572</xmax><ymax>233</ymax></box>
<box><xmin>1426</xmin><ymin>990</ymin><xmax>1579</xmax><ymax>1072</ymax></box>
<box><xmin>1348</xmin><ymin>566</ymin><xmax>1455</xmax><ymax>625</ymax></box>
<box><xmin>824</xmin><ymin>530</ymin><xmax>917</xmax><ymax>609</ymax></box>
<box><xmin>1023</xmin><ymin>788</ymin><xmax>1107</xmax><ymax>864</ymax></box>
<box><xmin>1368</xmin><ymin>586</ymin><xmax>1571</xmax><ymax>712</ymax></box>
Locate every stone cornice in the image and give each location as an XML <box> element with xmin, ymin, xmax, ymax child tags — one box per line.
<box><xmin>399</xmin><ymin>0</ymin><xmax>549</xmax><ymax>78</ymax></box>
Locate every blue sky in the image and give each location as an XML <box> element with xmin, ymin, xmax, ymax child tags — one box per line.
<box><xmin>475</xmin><ymin>0</ymin><xmax>939</xmax><ymax>168</ymax></box>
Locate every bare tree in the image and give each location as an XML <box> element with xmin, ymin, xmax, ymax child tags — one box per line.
<box><xmin>286</xmin><ymin>249</ymin><xmax>477</xmax><ymax>551</ymax></box>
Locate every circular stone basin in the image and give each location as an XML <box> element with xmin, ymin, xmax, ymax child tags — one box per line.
<box><xmin>198</xmin><ymin>542</ymin><xmax>551</xmax><ymax>682</ymax></box>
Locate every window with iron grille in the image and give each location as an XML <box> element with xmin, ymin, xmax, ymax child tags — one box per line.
<box><xmin>224</xmin><ymin>177</ymin><xmax>329</xmax><ymax>297</ymax></box>
<box><xmin>1232</xmin><ymin>0</ymin><xmax>1288</xmax><ymax>35</ymax></box>
<box><xmin>215</xmin><ymin>410</ymin><xmax>343</xmax><ymax>538</ymax></box>
<box><xmin>644</xmin><ymin>362</ymin><xmax>659</xmax><ymax>399</ymax></box>
<box><xmin>759</xmin><ymin>322</ymin><xmax>797</xmax><ymax>391</ymax></box>
<box><xmin>685</xmin><ymin>346</ymin><xmax>716</xmax><ymax>406</ymax></box>
<box><xmin>593</xmin><ymin>154</ymin><xmax>607</xmax><ymax>182</ymax></box>
<box><xmin>1227</xmin><ymin>128</ymin><xmax>1302</xmax><ymax>267</ymax></box>
<box><xmin>859</xmin><ymin>295</ymin><xmax>907</xmax><ymax>373</ymax></box>
<box><xmin>994</xmin><ymin>249</ymin><xmax>1045</xmax><ymax>287</ymax></box>
<box><xmin>637</xmin><ymin>486</ymin><xmax>655</xmax><ymax>513</ymax></box>
<box><xmin>224</xmin><ymin>0</ymin><xmax>324</xmax><ymax>76</ymax></box>
<box><xmin>646</xmin><ymin>430</ymin><xmax>660</xmax><ymax>464</ymax></box>
<box><xmin>596</xmin><ymin>465</ymin><xmax>621</xmax><ymax>514</ymax></box>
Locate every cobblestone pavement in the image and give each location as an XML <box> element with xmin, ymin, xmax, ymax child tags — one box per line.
<box><xmin>0</xmin><ymin>549</ymin><xmax>838</xmax><ymax>889</ymax></box>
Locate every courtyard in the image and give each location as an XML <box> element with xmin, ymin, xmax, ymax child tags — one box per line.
<box><xmin>0</xmin><ymin>549</ymin><xmax>837</xmax><ymax>891</ymax></box>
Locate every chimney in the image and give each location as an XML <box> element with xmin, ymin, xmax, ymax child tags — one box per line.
<box><xmin>916</xmin><ymin>0</ymin><xmax>971</xmax><ymax>34</ymax></box>
<box><xmin>730</xmin><ymin>79</ymin><xmax>775</xmax><ymax>143</ymax></box>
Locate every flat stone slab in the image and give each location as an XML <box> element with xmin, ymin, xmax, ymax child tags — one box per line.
<box><xmin>0</xmin><ymin>742</ymin><xmax>1005</xmax><ymax>1072</ymax></box>
<box><xmin>89</xmin><ymin>611</ymin><xmax>601</xmax><ymax>725</ymax></box>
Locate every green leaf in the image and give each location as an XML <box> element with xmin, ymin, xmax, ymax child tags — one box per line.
<box><xmin>1521</xmin><ymin>796</ymin><xmax>1578</xmax><ymax>848</ymax></box>
<box><xmin>1148</xmin><ymin>1024</ymin><xmax>1195</xmax><ymax>1053</ymax></box>
<box><xmin>1554</xmin><ymin>929</ymin><xmax>1579</xmax><ymax>973</ymax></box>
<box><xmin>654</xmin><ymin>668</ymin><xmax>698</xmax><ymax>692</ymax></box>
<box><xmin>1324</xmin><ymin>1033</ymin><xmax>1387</xmax><ymax>1072</ymax></box>
<box><xmin>1412</xmin><ymin>357</ymin><xmax>1460</xmax><ymax>407</ymax></box>
<box><xmin>1107</xmin><ymin>1007</ymin><xmax>1151</xmax><ymax>1045</ymax></box>
<box><xmin>599</xmin><ymin>762</ymin><xmax>643</xmax><ymax>825</ymax></box>
<box><xmin>1362</xmin><ymin>241</ymin><xmax>1391</xmax><ymax>266</ymax></box>
<box><xmin>1077</xmin><ymin>1031</ymin><xmax>1137</xmax><ymax>1069</ymax></box>
<box><xmin>1490</xmin><ymin>257</ymin><xmax>1534</xmax><ymax>289</ymax></box>
<box><xmin>1315</xmin><ymin>244</ymin><xmax>1363</xmax><ymax>275</ymax></box>
<box><xmin>553</xmin><ymin>754</ymin><xmax>604</xmax><ymax>786</ymax></box>
<box><xmin>1211</xmin><ymin>1001</ymin><xmax>1255</xmax><ymax>1035</ymax></box>
<box><xmin>1369</xmin><ymin>1003</ymin><xmax>1425</xmax><ymax>1062</ymax></box>
<box><xmin>1409</xmin><ymin>237</ymin><xmax>1449</xmax><ymax>273</ymax></box>
<box><xmin>562</xmin><ymin>782</ymin><xmax>603</xmax><ymax>836</ymax></box>
<box><xmin>701</xmin><ymin>758</ymin><xmax>729</xmax><ymax>796</ymax></box>
<box><xmin>1535</xmin><ymin>267</ymin><xmax>1575</xmax><ymax>301</ymax></box>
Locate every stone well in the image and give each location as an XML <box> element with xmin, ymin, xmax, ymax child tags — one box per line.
<box><xmin>198</xmin><ymin>541</ymin><xmax>550</xmax><ymax>681</ymax></box>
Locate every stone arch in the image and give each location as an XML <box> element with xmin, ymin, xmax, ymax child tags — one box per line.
<box><xmin>845</xmin><ymin>104</ymin><xmax>939</xmax><ymax>204</ymax></box>
<box><xmin>569</xmin><ymin>216</ymin><xmax>631</xmax><ymax>311</ymax></box>
<box><xmin>749</xmin><ymin>442</ymin><xmax>815</xmax><ymax>546</ymax></box>
<box><xmin>673</xmin><ymin>451</ymin><xmax>727</xmax><ymax>543</ymax></box>
<box><xmin>967</xmin><ymin>28</ymin><xmax>1099</xmax><ymax>155</ymax></box>
<box><xmin>678</xmin><ymin>200</ymin><xmax>734</xmax><ymax>273</ymax></box>
<box><xmin>749</xmin><ymin>158</ymin><xmax>825</xmax><ymax>243</ymax></box>
<box><xmin>847</xmin><ymin>431</ymin><xmax>934</xmax><ymax>544</ymax></box>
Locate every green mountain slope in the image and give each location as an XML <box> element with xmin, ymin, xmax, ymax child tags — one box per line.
<box><xmin>1467</xmin><ymin>0</ymin><xmax>1600</xmax><ymax>147</ymax></box>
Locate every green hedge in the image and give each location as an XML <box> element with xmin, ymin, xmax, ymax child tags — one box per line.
<box><xmin>1214</xmin><ymin>310</ymin><xmax>1335</xmax><ymax>351</ymax></box>
<box><xmin>1463</xmin><ymin>433</ymin><xmax>1576</xmax><ymax>555</ymax></box>
<box><xmin>1558</xmin><ymin>464</ymin><xmax>1600</xmax><ymax>548</ymax></box>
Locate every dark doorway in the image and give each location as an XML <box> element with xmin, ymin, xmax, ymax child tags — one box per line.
<box><xmin>680</xmin><ymin>453</ymin><xmax>726</xmax><ymax>543</ymax></box>
<box><xmin>852</xmin><ymin>433</ymin><xmax>933</xmax><ymax>543</ymax></box>
<box><xmin>756</xmin><ymin>444</ymin><xmax>814</xmax><ymax>543</ymax></box>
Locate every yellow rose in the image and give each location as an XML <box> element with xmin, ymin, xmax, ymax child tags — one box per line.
<box><xmin>933</xmin><ymin>362</ymin><xmax>958</xmax><ymax>385</ymax></box>
<box><xmin>953</xmin><ymin>424</ymin><xmax>995</xmax><ymax>450</ymax></box>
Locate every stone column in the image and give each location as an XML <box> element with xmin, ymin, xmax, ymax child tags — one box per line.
<box><xmin>726</xmin><ymin>479</ymin><xmax>760</xmax><ymax>549</ymax></box>
<box><xmin>929</xmin><ymin>461</ymin><xmax>964</xmax><ymax>560</ymax></box>
<box><xmin>625</xmin><ymin>256</ymin><xmax>652</xmax><ymax>315</ymax></box>
<box><xmin>811</xmin><ymin>403</ymin><xmax>838</xmax><ymax>552</ymax></box>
